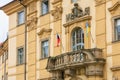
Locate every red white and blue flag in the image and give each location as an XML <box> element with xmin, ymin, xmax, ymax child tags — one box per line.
<box><xmin>56</xmin><ymin>33</ymin><xmax>60</xmax><ymax>47</ymax></box>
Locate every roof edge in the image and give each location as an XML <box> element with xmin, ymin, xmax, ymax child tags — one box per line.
<box><xmin>0</xmin><ymin>0</ymin><xmax>16</xmax><ymax>10</ymax></box>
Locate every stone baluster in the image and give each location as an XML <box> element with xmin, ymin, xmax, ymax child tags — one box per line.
<box><xmin>61</xmin><ymin>55</ymin><xmax>64</xmax><ymax>65</ymax></box>
<box><xmin>76</xmin><ymin>52</ymin><xmax>80</xmax><ymax>62</ymax></box>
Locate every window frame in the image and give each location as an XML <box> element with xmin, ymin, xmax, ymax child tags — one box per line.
<box><xmin>17</xmin><ymin>10</ymin><xmax>25</xmax><ymax>26</ymax></box>
<box><xmin>17</xmin><ymin>46</ymin><xmax>24</xmax><ymax>65</ymax></box>
<box><xmin>41</xmin><ymin>0</ymin><xmax>49</xmax><ymax>16</ymax></box>
<box><xmin>40</xmin><ymin>39</ymin><xmax>49</xmax><ymax>59</ymax></box>
<box><xmin>71</xmin><ymin>27</ymin><xmax>84</xmax><ymax>51</ymax></box>
<box><xmin>112</xmin><ymin>16</ymin><xmax>120</xmax><ymax>42</ymax></box>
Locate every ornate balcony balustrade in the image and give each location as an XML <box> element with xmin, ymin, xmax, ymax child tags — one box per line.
<box><xmin>46</xmin><ymin>48</ymin><xmax>105</xmax><ymax>77</ymax></box>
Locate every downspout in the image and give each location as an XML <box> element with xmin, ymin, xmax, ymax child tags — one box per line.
<box><xmin>18</xmin><ymin>1</ymin><xmax>27</xmax><ymax>80</ymax></box>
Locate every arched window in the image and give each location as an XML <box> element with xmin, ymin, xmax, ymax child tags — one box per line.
<box><xmin>72</xmin><ymin>27</ymin><xmax>84</xmax><ymax>51</ymax></box>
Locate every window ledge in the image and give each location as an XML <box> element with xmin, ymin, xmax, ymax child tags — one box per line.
<box><xmin>40</xmin><ymin>57</ymin><xmax>49</xmax><ymax>60</ymax></box>
<box><xmin>16</xmin><ymin>63</ymin><xmax>25</xmax><ymax>66</ymax></box>
<box><xmin>112</xmin><ymin>40</ymin><xmax>120</xmax><ymax>43</ymax></box>
<box><xmin>40</xmin><ymin>12</ymin><xmax>50</xmax><ymax>17</ymax></box>
<box><xmin>17</xmin><ymin>23</ymin><xmax>25</xmax><ymax>27</ymax></box>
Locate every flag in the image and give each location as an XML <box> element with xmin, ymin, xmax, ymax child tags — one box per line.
<box><xmin>56</xmin><ymin>33</ymin><xmax>60</xmax><ymax>47</ymax></box>
<box><xmin>86</xmin><ymin>22</ymin><xmax>90</xmax><ymax>37</ymax></box>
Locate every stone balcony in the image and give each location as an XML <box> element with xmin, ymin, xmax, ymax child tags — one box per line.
<box><xmin>46</xmin><ymin>48</ymin><xmax>105</xmax><ymax>77</ymax></box>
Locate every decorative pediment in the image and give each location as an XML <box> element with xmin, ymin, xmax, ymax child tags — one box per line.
<box><xmin>37</xmin><ymin>28</ymin><xmax>52</xmax><ymax>36</ymax></box>
<box><xmin>108</xmin><ymin>1</ymin><xmax>120</xmax><ymax>12</ymax></box>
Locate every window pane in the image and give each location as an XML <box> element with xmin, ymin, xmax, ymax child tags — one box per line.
<box><xmin>115</xmin><ymin>19</ymin><xmax>120</xmax><ymax>40</ymax></box>
<box><xmin>116</xmin><ymin>19</ymin><xmax>120</xmax><ymax>26</ymax></box>
<box><xmin>42</xmin><ymin>40</ymin><xmax>49</xmax><ymax>58</ymax></box>
<box><xmin>18</xmin><ymin>48</ymin><xmax>24</xmax><ymax>64</ymax></box>
<box><xmin>41</xmin><ymin>0</ymin><xmax>48</xmax><ymax>15</ymax></box>
<box><xmin>72</xmin><ymin>28</ymin><xmax>84</xmax><ymax>51</ymax></box>
<box><xmin>18</xmin><ymin>11</ymin><xmax>25</xmax><ymax>25</ymax></box>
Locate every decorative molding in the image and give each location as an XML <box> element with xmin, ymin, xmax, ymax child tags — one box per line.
<box><xmin>51</xmin><ymin>6</ymin><xmax>63</xmax><ymax>21</ymax></box>
<box><xmin>52</xmin><ymin>0</ymin><xmax>62</xmax><ymax>4</ymax></box>
<box><xmin>95</xmin><ymin>0</ymin><xmax>106</xmax><ymax>5</ymax></box>
<box><xmin>65</xmin><ymin>3</ymin><xmax>90</xmax><ymax>22</ymax></box>
<box><xmin>26</xmin><ymin>17</ymin><xmax>38</xmax><ymax>31</ymax></box>
<box><xmin>37</xmin><ymin>28</ymin><xmax>52</xmax><ymax>37</ymax></box>
<box><xmin>108</xmin><ymin>1</ymin><xmax>120</xmax><ymax>12</ymax></box>
<box><xmin>29</xmin><ymin>1</ymin><xmax>37</xmax><ymax>13</ymax></box>
<box><xmin>111</xmin><ymin>65</ymin><xmax>120</xmax><ymax>71</ymax></box>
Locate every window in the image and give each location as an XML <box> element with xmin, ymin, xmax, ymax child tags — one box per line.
<box><xmin>41</xmin><ymin>40</ymin><xmax>49</xmax><ymax>58</ymax></box>
<box><xmin>18</xmin><ymin>10</ymin><xmax>25</xmax><ymax>25</ymax></box>
<box><xmin>72</xmin><ymin>27</ymin><xmax>84</xmax><ymax>51</ymax></box>
<box><xmin>41</xmin><ymin>0</ymin><xmax>49</xmax><ymax>15</ymax></box>
<box><xmin>114</xmin><ymin>18</ymin><xmax>120</xmax><ymax>41</ymax></box>
<box><xmin>71</xmin><ymin>0</ymin><xmax>77</xmax><ymax>3</ymax></box>
<box><xmin>17</xmin><ymin>47</ymin><xmax>24</xmax><ymax>65</ymax></box>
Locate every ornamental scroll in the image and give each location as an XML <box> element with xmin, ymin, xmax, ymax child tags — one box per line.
<box><xmin>66</xmin><ymin>3</ymin><xmax>90</xmax><ymax>22</ymax></box>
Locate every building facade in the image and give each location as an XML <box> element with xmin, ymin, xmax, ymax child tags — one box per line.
<box><xmin>0</xmin><ymin>40</ymin><xmax>8</xmax><ymax>80</ymax></box>
<box><xmin>1</xmin><ymin>0</ymin><xmax>120</xmax><ymax>80</ymax></box>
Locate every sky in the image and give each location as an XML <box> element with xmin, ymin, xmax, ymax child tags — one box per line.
<box><xmin>0</xmin><ymin>0</ymin><xmax>13</xmax><ymax>43</ymax></box>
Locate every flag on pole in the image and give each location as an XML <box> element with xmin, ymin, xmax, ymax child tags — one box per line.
<box><xmin>86</xmin><ymin>22</ymin><xmax>90</xmax><ymax>37</ymax></box>
<box><xmin>56</xmin><ymin>33</ymin><xmax>60</xmax><ymax>47</ymax></box>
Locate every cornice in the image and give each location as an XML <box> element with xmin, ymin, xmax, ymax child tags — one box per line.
<box><xmin>1</xmin><ymin>0</ymin><xmax>36</xmax><ymax>15</ymax></box>
<box><xmin>63</xmin><ymin>15</ymin><xmax>92</xmax><ymax>28</ymax></box>
<box><xmin>108</xmin><ymin>1</ymin><xmax>120</xmax><ymax>12</ymax></box>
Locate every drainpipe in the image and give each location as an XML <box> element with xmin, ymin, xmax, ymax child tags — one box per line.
<box><xmin>18</xmin><ymin>0</ymin><xmax>27</xmax><ymax>80</ymax></box>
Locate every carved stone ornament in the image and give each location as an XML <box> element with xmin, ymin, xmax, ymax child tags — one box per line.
<box><xmin>51</xmin><ymin>6</ymin><xmax>62</xmax><ymax>21</ymax></box>
<box><xmin>108</xmin><ymin>1</ymin><xmax>120</xmax><ymax>12</ymax></box>
<box><xmin>95</xmin><ymin>0</ymin><xmax>105</xmax><ymax>5</ymax></box>
<box><xmin>66</xmin><ymin>3</ymin><xmax>90</xmax><ymax>22</ymax></box>
<box><xmin>37</xmin><ymin>28</ymin><xmax>52</xmax><ymax>37</ymax></box>
<box><xmin>29</xmin><ymin>1</ymin><xmax>36</xmax><ymax>13</ymax></box>
<box><xmin>26</xmin><ymin>17</ymin><xmax>37</xmax><ymax>31</ymax></box>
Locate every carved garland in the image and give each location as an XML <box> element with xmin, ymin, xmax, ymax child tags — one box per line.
<box><xmin>26</xmin><ymin>17</ymin><xmax>37</xmax><ymax>31</ymax></box>
<box><xmin>51</xmin><ymin>6</ymin><xmax>63</xmax><ymax>21</ymax></box>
